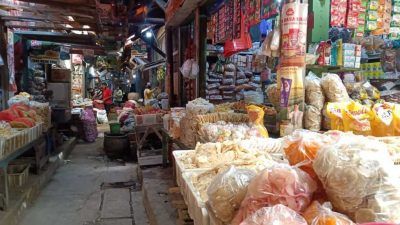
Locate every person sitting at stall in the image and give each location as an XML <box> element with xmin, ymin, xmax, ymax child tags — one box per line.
<box><xmin>113</xmin><ymin>86</ymin><xmax>124</xmax><ymax>107</ymax></box>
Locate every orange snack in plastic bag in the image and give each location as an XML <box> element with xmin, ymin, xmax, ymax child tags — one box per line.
<box><xmin>303</xmin><ymin>201</ymin><xmax>355</xmax><ymax>225</ymax></box>
<box><xmin>246</xmin><ymin>105</ymin><xmax>269</xmax><ymax>138</ymax></box>
<box><xmin>283</xmin><ymin>130</ymin><xmax>331</xmax><ymax>179</ymax></box>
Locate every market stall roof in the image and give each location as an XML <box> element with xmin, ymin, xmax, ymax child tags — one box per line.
<box><xmin>0</xmin><ymin>0</ymin><xmax>166</xmax><ymax>51</ymax></box>
<box><xmin>14</xmin><ymin>31</ymin><xmax>97</xmax><ymax>46</ymax></box>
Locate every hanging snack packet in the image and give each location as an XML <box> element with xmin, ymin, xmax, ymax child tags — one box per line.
<box><xmin>342</xmin><ymin>101</ymin><xmax>373</xmax><ymax>135</ymax></box>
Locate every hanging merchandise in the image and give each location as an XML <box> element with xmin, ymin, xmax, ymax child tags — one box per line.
<box><xmin>280</xmin><ymin>1</ymin><xmax>308</xmax><ymax>67</ymax></box>
<box><xmin>245</xmin><ymin>0</ymin><xmax>261</xmax><ymax>27</ymax></box>
<box><xmin>277</xmin><ymin>67</ymin><xmax>305</xmax><ymax>130</ymax></box>
<box><xmin>233</xmin><ymin>0</ymin><xmax>242</xmax><ymax>39</ymax></box>
<box><xmin>390</xmin><ymin>0</ymin><xmax>400</xmax><ymax>39</ymax></box>
<box><xmin>367</xmin><ymin>0</ymin><xmax>391</xmax><ymax>35</ymax></box>
<box><xmin>261</xmin><ymin>0</ymin><xmax>279</xmax><ymax>20</ymax></box>
<box><xmin>355</xmin><ymin>0</ymin><xmax>367</xmax><ymax>38</ymax></box>
<box><xmin>224</xmin><ymin>11</ymin><xmax>252</xmax><ymax>57</ymax></box>
<box><xmin>330</xmin><ymin>0</ymin><xmax>347</xmax><ymax>27</ymax></box>
<box><xmin>346</xmin><ymin>0</ymin><xmax>362</xmax><ymax>29</ymax></box>
<box><xmin>216</xmin><ymin>5</ymin><xmax>227</xmax><ymax>43</ymax></box>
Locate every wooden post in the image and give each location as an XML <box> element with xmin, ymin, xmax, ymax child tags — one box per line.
<box><xmin>198</xmin><ymin>10</ymin><xmax>207</xmax><ymax>98</ymax></box>
<box><xmin>165</xmin><ymin>27</ymin><xmax>173</xmax><ymax>105</ymax></box>
<box><xmin>0</xmin><ymin>22</ymin><xmax>9</xmax><ymax>110</ymax></box>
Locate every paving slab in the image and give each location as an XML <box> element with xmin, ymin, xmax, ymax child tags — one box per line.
<box><xmin>99</xmin><ymin>218</ymin><xmax>133</xmax><ymax>225</ymax></box>
<box><xmin>101</xmin><ymin>188</ymin><xmax>132</xmax><ymax>219</ymax></box>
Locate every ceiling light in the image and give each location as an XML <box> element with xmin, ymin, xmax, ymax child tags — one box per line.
<box><xmin>68</xmin><ymin>16</ymin><xmax>74</xmax><ymax>21</ymax></box>
<box><xmin>145</xmin><ymin>31</ymin><xmax>152</xmax><ymax>38</ymax></box>
<box><xmin>82</xmin><ymin>25</ymin><xmax>90</xmax><ymax>29</ymax></box>
<box><xmin>127</xmin><ymin>34</ymin><xmax>135</xmax><ymax>40</ymax></box>
<box><xmin>141</xmin><ymin>26</ymin><xmax>151</xmax><ymax>33</ymax></box>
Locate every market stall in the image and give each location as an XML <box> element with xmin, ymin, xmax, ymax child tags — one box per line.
<box><xmin>161</xmin><ymin>0</ymin><xmax>400</xmax><ymax>224</ymax></box>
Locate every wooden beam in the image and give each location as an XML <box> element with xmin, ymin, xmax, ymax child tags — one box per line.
<box><xmin>153</xmin><ymin>0</ymin><xmax>166</xmax><ymax>12</ymax></box>
<box><xmin>0</xmin><ymin>0</ymin><xmax>97</xmax><ymax>17</ymax></box>
<box><xmin>6</xmin><ymin>24</ymin><xmax>96</xmax><ymax>31</ymax></box>
<box><xmin>16</xmin><ymin>0</ymin><xmax>95</xmax><ymax>8</ymax></box>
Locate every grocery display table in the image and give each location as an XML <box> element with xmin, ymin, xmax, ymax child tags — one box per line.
<box><xmin>0</xmin><ymin>134</ymin><xmax>44</xmax><ymax>210</ymax></box>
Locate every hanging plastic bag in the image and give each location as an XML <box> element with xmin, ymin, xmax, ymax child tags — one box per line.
<box><xmin>190</xmin><ymin>60</ymin><xmax>199</xmax><ymax>79</ymax></box>
<box><xmin>180</xmin><ymin>59</ymin><xmax>193</xmax><ymax>78</ymax></box>
<box><xmin>260</xmin><ymin>31</ymin><xmax>273</xmax><ymax>56</ymax></box>
<box><xmin>270</xmin><ymin>28</ymin><xmax>280</xmax><ymax>51</ymax></box>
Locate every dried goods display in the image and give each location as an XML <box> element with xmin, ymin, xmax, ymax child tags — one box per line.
<box><xmin>313</xmin><ymin>135</ymin><xmax>400</xmax><ymax>223</ymax></box>
<box><xmin>231</xmin><ymin>164</ymin><xmax>317</xmax><ymax>225</ymax></box>
<box><xmin>207</xmin><ymin>166</ymin><xmax>256</xmax><ymax>223</ymax></box>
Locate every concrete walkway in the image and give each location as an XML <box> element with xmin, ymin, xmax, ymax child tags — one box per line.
<box><xmin>17</xmin><ymin>138</ymin><xmax>149</xmax><ymax>225</ymax></box>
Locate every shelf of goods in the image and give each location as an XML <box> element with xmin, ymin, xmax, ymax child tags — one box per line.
<box><xmin>0</xmin><ymin>123</ymin><xmax>43</xmax><ymax>160</ymax></box>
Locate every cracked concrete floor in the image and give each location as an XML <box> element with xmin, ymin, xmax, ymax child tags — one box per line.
<box><xmin>17</xmin><ymin>138</ymin><xmax>149</xmax><ymax>225</ymax></box>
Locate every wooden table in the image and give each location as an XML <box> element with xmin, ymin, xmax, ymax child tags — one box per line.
<box><xmin>135</xmin><ymin>124</ymin><xmax>164</xmax><ymax>166</ymax></box>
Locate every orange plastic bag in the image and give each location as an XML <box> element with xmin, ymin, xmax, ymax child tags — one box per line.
<box><xmin>303</xmin><ymin>201</ymin><xmax>355</xmax><ymax>225</ymax></box>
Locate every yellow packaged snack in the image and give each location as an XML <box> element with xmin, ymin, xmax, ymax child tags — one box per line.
<box><xmin>393</xmin><ymin>104</ymin><xmax>400</xmax><ymax>136</ymax></box>
<box><xmin>371</xmin><ymin>102</ymin><xmax>394</xmax><ymax>137</ymax></box>
<box><xmin>326</xmin><ymin>102</ymin><xmax>348</xmax><ymax>131</ymax></box>
<box><xmin>247</xmin><ymin>105</ymin><xmax>269</xmax><ymax>138</ymax></box>
<box><xmin>342</xmin><ymin>101</ymin><xmax>373</xmax><ymax>136</ymax></box>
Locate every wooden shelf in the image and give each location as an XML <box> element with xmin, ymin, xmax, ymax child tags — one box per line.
<box><xmin>306</xmin><ymin>64</ymin><xmax>360</xmax><ymax>72</ymax></box>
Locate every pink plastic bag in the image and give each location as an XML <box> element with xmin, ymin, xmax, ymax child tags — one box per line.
<box><xmin>239</xmin><ymin>204</ymin><xmax>308</xmax><ymax>225</ymax></box>
<box><xmin>231</xmin><ymin>164</ymin><xmax>317</xmax><ymax>225</ymax></box>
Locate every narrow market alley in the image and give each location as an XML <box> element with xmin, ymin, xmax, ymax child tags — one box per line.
<box><xmin>16</xmin><ymin>136</ymin><xmax>149</xmax><ymax>225</ymax></box>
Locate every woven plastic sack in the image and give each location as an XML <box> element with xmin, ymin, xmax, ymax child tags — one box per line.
<box><xmin>207</xmin><ymin>166</ymin><xmax>256</xmax><ymax>223</ymax></box>
<box><xmin>239</xmin><ymin>204</ymin><xmax>308</xmax><ymax>225</ymax></box>
<box><xmin>231</xmin><ymin>164</ymin><xmax>317</xmax><ymax>225</ymax></box>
